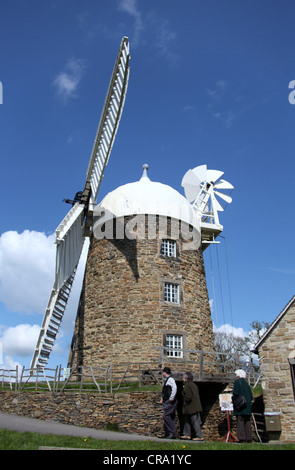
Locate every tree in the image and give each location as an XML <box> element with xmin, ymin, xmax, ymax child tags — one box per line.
<box><xmin>245</xmin><ymin>321</ymin><xmax>270</xmax><ymax>354</ymax></box>
<box><xmin>214</xmin><ymin>330</ymin><xmax>249</xmax><ymax>372</ymax></box>
<box><xmin>214</xmin><ymin>321</ymin><xmax>271</xmax><ymax>377</ymax></box>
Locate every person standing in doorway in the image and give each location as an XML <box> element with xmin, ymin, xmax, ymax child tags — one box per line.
<box><xmin>160</xmin><ymin>367</ymin><xmax>177</xmax><ymax>439</ymax></box>
<box><xmin>181</xmin><ymin>371</ymin><xmax>204</xmax><ymax>441</ymax></box>
<box><xmin>233</xmin><ymin>369</ymin><xmax>252</xmax><ymax>443</ymax></box>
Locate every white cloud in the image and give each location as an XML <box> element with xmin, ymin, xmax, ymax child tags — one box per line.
<box><xmin>53</xmin><ymin>58</ymin><xmax>86</xmax><ymax>103</ymax></box>
<box><xmin>0</xmin><ymin>353</ymin><xmax>22</xmax><ymax>371</ymax></box>
<box><xmin>156</xmin><ymin>20</ymin><xmax>177</xmax><ymax>57</ymax></box>
<box><xmin>207</xmin><ymin>80</ymin><xmax>238</xmax><ymax>128</ymax></box>
<box><xmin>0</xmin><ymin>324</ymin><xmax>40</xmax><ymax>358</ymax></box>
<box><xmin>207</xmin><ymin>80</ymin><xmax>227</xmax><ymax>101</ymax></box>
<box><xmin>0</xmin><ymin>230</ymin><xmax>55</xmax><ymax>314</ymax></box>
<box><xmin>119</xmin><ymin>0</ymin><xmax>139</xmax><ymax>17</ymax></box>
<box><xmin>183</xmin><ymin>104</ymin><xmax>196</xmax><ymax>112</ymax></box>
<box><xmin>118</xmin><ymin>0</ymin><xmax>178</xmax><ymax>63</ymax></box>
<box><xmin>146</xmin><ymin>12</ymin><xmax>179</xmax><ymax>65</ymax></box>
<box><xmin>118</xmin><ymin>0</ymin><xmax>143</xmax><ymax>47</ymax></box>
<box><xmin>223</xmin><ymin>109</ymin><xmax>236</xmax><ymax>128</ymax></box>
<box><xmin>213</xmin><ymin>323</ymin><xmax>247</xmax><ymax>338</ymax></box>
<box><xmin>0</xmin><ymin>230</ymin><xmax>89</xmax><ymax>367</ymax></box>
<box><xmin>269</xmin><ymin>267</ymin><xmax>295</xmax><ymax>275</ymax></box>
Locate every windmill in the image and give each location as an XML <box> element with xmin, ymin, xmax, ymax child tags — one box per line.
<box><xmin>181</xmin><ymin>164</ymin><xmax>234</xmax><ymax>247</ymax></box>
<box><xmin>30</xmin><ymin>37</ymin><xmax>131</xmax><ymax>371</ymax></box>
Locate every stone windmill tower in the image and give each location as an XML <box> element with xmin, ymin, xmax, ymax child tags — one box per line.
<box><xmin>30</xmin><ymin>37</ymin><xmax>233</xmax><ymax>372</ymax></box>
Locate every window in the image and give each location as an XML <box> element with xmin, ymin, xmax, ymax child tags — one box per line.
<box><xmin>289</xmin><ymin>359</ymin><xmax>295</xmax><ymax>401</ymax></box>
<box><xmin>164</xmin><ymin>283</ymin><xmax>179</xmax><ymax>303</ymax></box>
<box><xmin>166</xmin><ymin>334</ymin><xmax>183</xmax><ymax>358</ymax></box>
<box><xmin>161</xmin><ymin>239</ymin><xmax>176</xmax><ymax>257</ymax></box>
<box><xmin>160</xmin><ymin>279</ymin><xmax>182</xmax><ymax>306</ymax></box>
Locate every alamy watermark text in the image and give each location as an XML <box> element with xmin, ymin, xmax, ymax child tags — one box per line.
<box><xmin>93</xmin><ymin>208</ymin><xmax>201</xmax><ymax>251</ymax></box>
<box><xmin>289</xmin><ymin>80</ymin><xmax>295</xmax><ymax>104</ymax></box>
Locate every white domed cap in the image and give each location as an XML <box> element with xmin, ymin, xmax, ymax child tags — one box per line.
<box><xmin>95</xmin><ymin>165</ymin><xmax>200</xmax><ymax>232</ymax></box>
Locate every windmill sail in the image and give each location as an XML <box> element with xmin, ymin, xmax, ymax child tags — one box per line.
<box><xmin>85</xmin><ymin>36</ymin><xmax>130</xmax><ymax>204</ymax></box>
<box><xmin>30</xmin><ymin>37</ymin><xmax>130</xmax><ymax>371</ymax></box>
<box><xmin>30</xmin><ymin>203</ymin><xmax>85</xmax><ymax>369</ymax></box>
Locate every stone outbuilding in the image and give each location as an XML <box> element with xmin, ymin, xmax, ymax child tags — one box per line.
<box><xmin>253</xmin><ymin>295</ymin><xmax>295</xmax><ymax>441</ymax></box>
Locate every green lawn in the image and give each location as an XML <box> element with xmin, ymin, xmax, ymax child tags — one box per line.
<box><xmin>0</xmin><ymin>429</ymin><xmax>294</xmax><ymax>450</ymax></box>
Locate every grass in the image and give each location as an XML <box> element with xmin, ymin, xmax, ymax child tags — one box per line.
<box><xmin>1</xmin><ymin>381</ymin><xmax>162</xmax><ymax>393</ymax></box>
<box><xmin>1</xmin><ymin>429</ymin><xmax>295</xmax><ymax>450</ymax></box>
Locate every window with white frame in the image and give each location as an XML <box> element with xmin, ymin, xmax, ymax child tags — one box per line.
<box><xmin>289</xmin><ymin>359</ymin><xmax>295</xmax><ymax>400</ymax></box>
<box><xmin>166</xmin><ymin>334</ymin><xmax>183</xmax><ymax>358</ymax></box>
<box><xmin>161</xmin><ymin>239</ymin><xmax>176</xmax><ymax>257</ymax></box>
<box><xmin>164</xmin><ymin>282</ymin><xmax>179</xmax><ymax>303</ymax></box>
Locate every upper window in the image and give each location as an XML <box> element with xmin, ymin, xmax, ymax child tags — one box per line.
<box><xmin>164</xmin><ymin>282</ymin><xmax>179</xmax><ymax>304</ymax></box>
<box><xmin>161</xmin><ymin>239</ymin><xmax>176</xmax><ymax>257</ymax></box>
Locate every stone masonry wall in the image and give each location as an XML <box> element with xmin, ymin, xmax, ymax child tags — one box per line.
<box><xmin>0</xmin><ymin>384</ymin><xmax>231</xmax><ymax>441</ymax></box>
<box><xmin>258</xmin><ymin>302</ymin><xmax>295</xmax><ymax>441</ymax></box>
<box><xmin>69</xmin><ymin>216</ymin><xmax>215</xmax><ymax>369</ymax></box>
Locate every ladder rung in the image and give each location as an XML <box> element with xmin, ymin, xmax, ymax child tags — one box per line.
<box><xmin>61</xmin><ymin>283</ymin><xmax>72</xmax><ymax>292</ymax></box>
<box><xmin>46</xmin><ymin>331</ymin><xmax>56</xmax><ymax>339</ymax></box>
<box><xmin>44</xmin><ymin>339</ymin><xmax>54</xmax><ymax>346</ymax></box>
<box><xmin>58</xmin><ymin>294</ymin><xmax>68</xmax><ymax>303</ymax></box>
<box><xmin>41</xmin><ymin>350</ymin><xmax>50</xmax><ymax>358</ymax></box>
<box><xmin>52</xmin><ymin>312</ymin><xmax>62</xmax><ymax>320</ymax></box>
<box><xmin>56</xmin><ymin>299</ymin><xmax>67</xmax><ymax>308</ymax></box>
<box><xmin>54</xmin><ymin>306</ymin><xmax>64</xmax><ymax>315</ymax></box>
<box><xmin>61</xmin><ymin>285</ymin><xmax>71</xmax><ymax>294</ymax></box>
<box><xmin>48</xmin><ymin>325</ymin><xmax>58</xmax><ymax>333</ymax></box>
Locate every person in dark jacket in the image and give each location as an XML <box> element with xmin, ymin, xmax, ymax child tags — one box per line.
<box><xmin>232</xmin><ymin>369</ymin><xmax>252</xmax><ymax>442</ymax></box>
<box><xmin>181</xmin><ymin>371</ymin><xmax>204</xmax><ymax>441</ymax></box>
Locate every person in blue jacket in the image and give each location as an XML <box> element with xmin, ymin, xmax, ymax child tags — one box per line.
<box><xmin>232</xmin><ymin>369</ymin><xmax>253</xmax><ymax>442</ymax></box>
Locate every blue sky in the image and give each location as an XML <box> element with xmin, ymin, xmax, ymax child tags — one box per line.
<box><xmin>0</xmin><ymin>0</ymin><xmax>295</xmax><ymax>369</ymax></box>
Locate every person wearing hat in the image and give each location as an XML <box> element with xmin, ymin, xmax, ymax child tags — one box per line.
<box><xmin>181</xmin><ymin>371</ymin><xmax>204</xmax><ymax>441</ymax></box>
<box><xmin>233</xmin><ymin>369</ymin><xmax>252</xmax><ymax>443</ymax></box>
<box><xmin>160</xmin><ymin>367</ymin><xmax>177</xmax><ymax>439</ymax></box>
